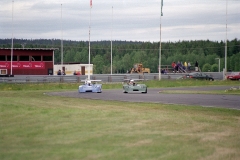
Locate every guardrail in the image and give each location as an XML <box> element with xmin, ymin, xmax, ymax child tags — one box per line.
<box><xmin>0</xmin><ymin>72</ymin><xmax>224</xmax><ymax>83</ymax></box>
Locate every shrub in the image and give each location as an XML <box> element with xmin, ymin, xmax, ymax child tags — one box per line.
<box><xmin>202</xmin><ymin>63</ymin><xmax>211</xmax><ymax>72</ymax></box>
<box><xmin>211</xmin><ymin>64</ymin><xmax>218</xmax><ymax>72</ymax></box>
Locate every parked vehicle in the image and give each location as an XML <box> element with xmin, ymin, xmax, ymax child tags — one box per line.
<box><xmin>182</xmin><ymin>72</ymin><xmax>214</xmax><ymax>81</ymax></box>
<box><xmin>226</xmin><ymin>72</ymin><xmax>240</xmax><ymax>80</ymax></box>
<box><xmin>129</xmin><ymin>63</ymin><xmax>150</xmax><ymax>74</ymax></box>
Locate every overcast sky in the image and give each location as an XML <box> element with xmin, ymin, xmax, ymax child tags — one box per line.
<box><xmin>0</xmin><ymin>0</ymin><xmax>239</xmax><ymax>42</ymax></box>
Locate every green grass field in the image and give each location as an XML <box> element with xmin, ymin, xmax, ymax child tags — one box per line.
<box><xmin>0</xmin><ymin>80</ymin><xmax>240</xmax><ymax>160</ymax></box>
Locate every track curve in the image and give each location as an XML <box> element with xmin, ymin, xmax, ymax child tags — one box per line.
<box><xmin>48</xmin><ymin>86</ymin><xmax>240</xmax><ymax>110</ymax></box>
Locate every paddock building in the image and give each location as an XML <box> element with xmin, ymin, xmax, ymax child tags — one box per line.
<box><xmin>0</xmin><ymin>48</ymin><xmax>92</xmax><ymax>76</ymax></box>
<box><xmin>0</xmin><ymin>48</ymin><xmax>58</xmax><ymax>76</ymax></box>
<box><xmin>54</xmin><ymin>63</ymin><xmax>93</xmax><ymax>75</ymax></box>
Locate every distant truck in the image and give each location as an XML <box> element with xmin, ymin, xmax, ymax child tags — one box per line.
<box><xmin>129</xmin><ymin>63</ymin><xmax>150</xmax><ymax>74</ymax></box>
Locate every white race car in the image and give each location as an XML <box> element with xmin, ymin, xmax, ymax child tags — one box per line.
<box><xmin>79</xmin><ymin>79</ymin><xmax>102</xmax><ymax>93</ymax></box>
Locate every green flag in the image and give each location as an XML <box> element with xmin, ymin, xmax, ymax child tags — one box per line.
<box><xmin>161</xmin><ymin>0</ymin><xmax>163</xmax><ymax>16</ymax></box>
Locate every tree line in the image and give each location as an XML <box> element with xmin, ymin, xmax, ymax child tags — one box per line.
<box><xmin>0</xmin><ymin>38</ymin><xmax>239</xmax><ymax>73</ymax></box>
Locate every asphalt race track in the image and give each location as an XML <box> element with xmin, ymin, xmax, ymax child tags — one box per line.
<box><xmin>48</xmin><ymin>86</ymin><xmax>240</xmax><ymax>110</ymax></box>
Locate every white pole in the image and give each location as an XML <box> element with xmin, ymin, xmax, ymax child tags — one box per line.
<box><xmin>215</xmin><ymin>58</ymin><xmax>220</xmax><ymax>72</ymax></box>
<box><xmin>219</xmin><ymin>59</ymin><xmax>220</xmax><ymax>72</ymax></box>
<box><xmin>159</xmin><ymin>0</ymin><xmax>163</xmax><ymax>80</ymax></box>
<box><xmin>159</xmin><ymin>19</ymin><xmax>162</xmax><ymax>80</ymax></box>
<box><xmin>224</xmin><ymin>0</ymin><xmax>228</xmax><ymax>79</ymax></box>
<box><xmin>53</xmin><ymin>50</ymin><xmax>55</xmax><ymax>75</ymax></box>
<box><xmin>10</xmin><ymin>0</ymin><xmax>14</xmax><ymax>76</ymax></box>
<box><xmin>88</xmin><ymin>1</ymin><xmax>92</xmax><ymax>80</ymax></box>
<box><xmin>111</xmin><ymin>6</ymin><xmax>113</xmax><ymax>75</ymax></box>
<box><xmin>61</xmin><ymin>4</ymin><xmax>63</xmax><ymax>68</ymax></box>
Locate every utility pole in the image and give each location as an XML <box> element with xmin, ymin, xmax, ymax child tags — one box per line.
<box><xmin>224</xmin><ymin>0</ymin><xmax>228</xmax><ymax>79</ymax></box>
<box><xmin>159</xmin><ymin>0</ymin><xmax>163</xmax><ymax>80</ymax></box>
<box><xmin>88</xmin><ymin>0</ymin><xmax>92</xmax><ymax>80</ymax></box>
<box><xmin>10</xmin><ymin>0</ymin><xmax>14</xmax><ymax>76</ymax></box>
<box><xmin>111</xmin><ymin>6</ymin><xmax>113</xmax><ymax>75</ymax></box>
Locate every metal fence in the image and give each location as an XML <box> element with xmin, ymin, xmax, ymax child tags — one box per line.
<box><xmin>0</xmin><ymin>72</ymin><xmax>224</xmax><ymax>83</ymax></box>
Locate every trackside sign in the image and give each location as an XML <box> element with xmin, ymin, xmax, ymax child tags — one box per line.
<box><xmin>0</xmin><ymin>62</ymin><xmax>45</xmax><ymax>69</ymax></box>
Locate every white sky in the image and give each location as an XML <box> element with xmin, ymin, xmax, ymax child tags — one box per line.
<box><xmin>0</xmin><ymin>0</ymin><xmax>239</xmax><ymax>42</ymax></box>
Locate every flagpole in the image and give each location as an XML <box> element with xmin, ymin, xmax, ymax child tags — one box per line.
<box><xmin>159</xmin><ymin>0</ymin><xmax>163</xmax><ymax>80</ymax></box>
<box><xmin>88</xmin><ymin>0</ymin><xmax>92</xmax><ymax>80</ymax></box>
<box><xmin>111</xmin><ymin>6</ymin><xmax>113</xmax><ymax>75</ymax></box>
<box><xmin>10</xmin><ymin>0</ymin><xmax>14</xmax><ymax>76</ymax></box>
<box><xmin>224</xmin><ymin>0</ymin><xmax>228</xmax><ymax>79</ymax></box>
<box><xmin>61</xmin><ymin>4</ymin><xmax>63</xmax><ymax>69</ymax></box>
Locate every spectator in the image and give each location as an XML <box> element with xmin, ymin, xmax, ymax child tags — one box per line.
<box><xmin>76</xmin><ymin>71</ymin><xmax>81</xmax><ymax>75</ymax></box>
<box><xmin>176</xmin><ymin>61</ymin><xmax>181</xmax><ymax>72</ymax></box>
<box><xmin>195</xmin><ymin>61</ymin><xmax>199</xmax><ymax>71</ymax></box>
<box><xmin>161</xmin><ymin>69</ymin><xmax>167</xmax><ymax>74</ymax></box>
<box><xmin>161</xmin><ymin>69</ymin><xmax>164</xmax><ymax>74</ymax></box>
<box><xmin>171</xmin><ymin>61</ymin><xmax>176</xmax><ymax>73</ymax></box>
<box><xmin>73</xmin><ymin>70</ymin><xmax>77</xmax><ymax>75</ymax></box>
<box><xmin>57</xmin><ymin>70</ymin><xmax>61</xmax><ymax>75</ymax></box>
<box><xmin>184</xmin><ymin>61</ymin><xmax>187</xmax><ymax>70</ymax></box>
<box><xmin>62</xmin><ymin>70</ymin><xmax>66</xmax><ymax>75</ymax></box>
<box><xmin>187</xmin><ymin>62</ymin><xmax>191</xmax><ymax>71</ymax></box>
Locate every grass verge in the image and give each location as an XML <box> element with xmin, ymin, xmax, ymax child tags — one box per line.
<box><xmin>0</xmin><ymin>87</ymin><xmax>240</xmax><ymax>160</ymax></box>
<box><xmin>160</xmin><ymin>89</ymin><xmax>240</xmax><ymax>95</ymax></box>
<box><xmin>0</xmin><ymin>79</ymin><xmax>239</xmax><ymax>91</ymax></box>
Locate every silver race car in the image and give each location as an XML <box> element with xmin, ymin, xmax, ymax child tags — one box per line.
<box><xmin>79</xmin><ymin>79</ymin><xmax>102</xmax><ymax>93</ymax></box>
<box><xmin>122</xmin><ymin>79</ymin><xmax>147</xmax><ymax>94</ymax></box>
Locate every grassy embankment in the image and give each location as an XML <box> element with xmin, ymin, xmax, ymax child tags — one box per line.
<box><xmin>0</xmin><ymin>80</ymin><xmax>240</xmax><ymax>160</ymax></box>
<box><xmin>1</xmin><ymin>79</ymin><xmax>239</xmax><ymax>94</ymax></box>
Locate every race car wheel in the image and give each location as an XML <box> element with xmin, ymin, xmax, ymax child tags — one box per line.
<box><xmin>142</xmin><ymin>88</ymin><xmax>147</xmax><ymax>94</ymax></box>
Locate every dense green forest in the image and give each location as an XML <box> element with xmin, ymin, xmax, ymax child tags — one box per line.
<box><xmin>0</xmin><ymin>38</ymin><xmax>239</xmax><ymax>73</ymax></box>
